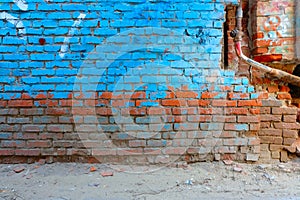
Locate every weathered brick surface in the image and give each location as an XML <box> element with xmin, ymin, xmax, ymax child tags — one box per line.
<box><xmin>0</xmin><ymin>0</ymin><xmax>299</xmax><ymax>164</ymax></box>
<box><xmin>250</xmin><ymin>0</ymin><xmax>295</xmax><ymax>62</ymax></box>
<box><xmin>259</xmin><ymin>104</ymin><xmax>300</xmax><ymax>162</ymax></box>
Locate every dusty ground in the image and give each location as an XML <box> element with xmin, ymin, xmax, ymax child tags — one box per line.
<box><xmin>1</xmin><ymin>159</ymin><xmax>300</xmax><ymax>200</ymax></box>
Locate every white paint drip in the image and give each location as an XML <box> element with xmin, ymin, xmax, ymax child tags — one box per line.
<box><xmin>13</xmin><ymin>0</ymin><xmax>28</xmax><ymax>11</ymax></box>
<box><xmin>59</xmin><ymin>13</ymin><xmax>86</xmax><ymax>58</ymax></box>
<box><xmin>0</xmin><ymin>12</ymin><xmax>26</xmax><ymax>35</ymax></box>
<box><xmin>0</xmin><ymin>0</ymin><xmax>28</xmax><ymax>37</ymax></box>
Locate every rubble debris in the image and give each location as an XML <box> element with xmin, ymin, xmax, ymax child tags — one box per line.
<box><xmin>37</xmin><ymin>159</ymin><xmax>46</xmax><ymax>165</ymax></box>
<box><xmin>257</xmin><ymin>165</ymin><xmax>267</xmax><ymax>170</ymax></box>
<box><xmin>185</xmin><ymin>178</ymin><xmax>194</xmax><ymax>186</ymax></box>
<box><xmin>263</xmin><ymin>173</ymin><xmax>275</xmax><ymax>182</ymax></box>
<box><xmin>100</xmin><ymin>171</ymin><xmax>114</xmax><ymax>177</ymax></box>
<box><xmin>13</xmin><ymin>166</ymin><xmax>25</xmax><ymax>173</ymax></box>
<box><xmin>223</xmin><ymin>160</ymin><xmax>234</xmax><ymax>165</ymax></box>
<box><xmin>185</xmin><ymin>180</ymin><xmax>193</xmax><ymax>186</ymax></box>
<box><xmin>88</xmin><ymin>183</ymin><xmax>100</xmax><ymax>187</ymax></box>
<box><xmin>90</xmin><ymin>166</ymin><xmax>97</xmax><ymax>172</ymax></box>
<box><xmin>233</xmin><ymin>166</ymin><xmax>243</xmax><ymax>173</ymax></box>
<box><xmin>285</xmin><ymin>138</ymin><xmax>300</xmax><ymax>153</ymax></box>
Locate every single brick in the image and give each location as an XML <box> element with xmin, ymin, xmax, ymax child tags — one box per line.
<box><xmin>259</xmin><ymin>129</ymin><xmax>282</xmax><ymax>136</ymax></box>
<box><xmin>283</xmin><ymin>130</ymin><xmax>298</xmax><ymax>138</ymax></box>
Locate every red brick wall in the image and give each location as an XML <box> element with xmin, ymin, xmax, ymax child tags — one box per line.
<box><xmin>225</xmin><ymin>0</ymin><xmax>300</xmax><ymax>163</ymax></box>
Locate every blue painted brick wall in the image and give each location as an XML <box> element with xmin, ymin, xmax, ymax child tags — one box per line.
<box><xmin>0</xmin><ymin>0</ymin><xmax>239</xmax><ymax>98</ymax></box>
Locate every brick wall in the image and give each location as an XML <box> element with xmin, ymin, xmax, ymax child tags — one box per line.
<box><xmin>237</xmin><ymin>0</ymin><xmax>300</xmax><ymax>162</ymax></box>
<box><xmin>0</xmin><ymin>0</ymin><xmax>299</xmax><ymax>164</ymax></box>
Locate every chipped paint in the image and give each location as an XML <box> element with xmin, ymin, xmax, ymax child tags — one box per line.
<box><xmin>59</xmin><ymin>13</ymin><xmax>86</xmax><ymax>58</ymax></box>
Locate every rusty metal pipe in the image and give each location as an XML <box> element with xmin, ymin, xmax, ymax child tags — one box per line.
<box><xmin>233</xmin><ymin>1</ymin><xmax>300</xmax><ymax>87</ymax></box>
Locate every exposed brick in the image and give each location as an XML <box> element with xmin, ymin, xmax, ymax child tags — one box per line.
<box><xmin>283</xmin><ymin>115</ymin><xmax>297</xmax><ymax>122</ymax></box>
<box><xmin>252</xmin><ymin>32</ymin><xmax>264</xmax><ymax>40</ymax></box>
<box><xmin>8</xmin><ymin>100</ymin><xmax>33</xmax><ymax>107</ymax></box>
<box><xmin>92</xmin><ymin>149</ymin><xmax>117</xmax><ymax>156</ymax></box>
<box><xmin>283</xmin><ymin>138</ymin><xmax>296</xmax><ymax>146</ymax></box>
<box><xmin>261</xmin><ymin>100</ymin><xmax>282</xmax><ymax>107</ymax></box>
<box><xmin>130</xmin><ymin>92</ymin><xmax>146</xmax><ymax>99</ymax></box>
<box><xmin>259</xmin><ymin>107</ymin><xmax>271</xmax><ymax>114</ymax></box>
<box><xmin>1</xmin><ymin>140</ymin><xmax>25</xmax><ymax>148</ymax></box>
<box><xmin>259</xmin><ymin>129</ymin><xmax>282</xmax><ymax>136</ymax></box>
<box><xmin>187</xmin><ymin>115</ymin><xmax>212</xmax><ymax>122</ymax></box>
<box><xmin>99</xmin><ymin>92</ymin><xmax>113</xmax><ymax>99</ymax></box>
<box><xmin>96</xmin><ymin>108</ymin><xmax>113</xmax><ymax>116</ymax></box>
<box><xmin>172</xmin><ymin>108</ymin><xmax>197</xmax><ymax>115</ymax></box>
<box><xmin>277</xmin><ymin>93</ymin><xmax>292</xmax><ymax>100</ymax></box>
<box><xmin>252</xmin><ymin>47</ymin><xmax>268</xmax><ymax>54</ymax></box>
<box><xmin>47</xmin><ymin>125</ymin><xmax>73</xmax><ymax>132</ymax></box>
<box><xmin>280</xmin><ymin>151</ymin><xmax>289</xmax><ymax>162</ymax></box>
<box><xmin>238</xmin><ymin>100</ymin><xmax>262</xmax><ymax>107</ymax></box>
<box><xmin>128</xmin><ymin>140</ymin><xmax>146</xmax><ymax>147</ymax></box>
<box><xmin>175</xmin><ymin>91</ymin><xmax>198</xmax><ymax>98</ymax></box>
<box><xmin>249</xmin><ymin>108</ymin><xmax>260</xmax><ymax>114</ymax></box>
<box><xmin>225</xmin><ymin>108</ymin><xmax>248</xmax><ymax>115</ymax></box>
<box><xmin>201</xmin><ymin>92</ymin><xmax>222</xmax><ymax>99</ymax></box>
<box><xmin>272</xmin><ymin>107</ymin><xmax>297</xmax><ymax>115</ymax></box>
<box><xmin>147</xmin><ymin>107</ymin><xmax>172</xmax><ymax>115</ymax></box>
<box><xmin>246</xmin><ymin>153</ymin><xmax>260</xmax><ymax>161</ymax></box>
<box><xmin>22</xmin><ymin>125</ymin><xmax>45</xmax><ymax>132</ymax></box>
<box><xmin>260</xmin><ymin>122</ymin><xmax>271</xmax><ymax>128</ymax></box>
<box><xmin>199</xmin><ymin>108</ymin><xmax>223</xmax><ymax>115</ymax></box>
<box><xmin>228</xmin><ymin>93</ymin><xmax>249</xmax><ymax>100</ymax></box>
<box><xmin>253</xmin><ymin>54</ymin><xmax>282</xmax><ymax>62</ymax></box>
<box><xmin>212</xmin><ymin>116</ymin><xmax>236</xmax><ymax>123</ymax></box>
<box><xmin>260</xmin><ymin>136</ymin><xmax>283</xmax><ymax>144</ymax></box>
<box><xmin>279</xmin><ymin>86</ymin><xmax>290</xmax><ymax>92</ymax></box>
<box><xmin>144</xmin><ymin>148</ymin><xmax>161</xmax><ymax>155</ymax></box>
<box><xmin>0</xmin><ymin>101</ymin><xmax>7</xmax><ymax>108</ymax></box>
<box><xmin>163</xmin><ymin>147</ymin><xmax>186</xmax><ymax>155</ymax></box>
<box><xmin>15</xmin><ymin>149</ymin><xmax>41</xmax><ymax>156</ymax></box>
<box><xmin>248</xmin><ymin>138</ymin><xmax>260</xmax><ymax>146</ymax></box>
<box><xmin>271</xmin><ymin>151</ymin><xmax>280</xmax><ymax>159</ymax></box>
<box><xmin>72</xmin><ymin>108</ymin><xmax>95</xmax><ymax>115</ymax></box>
<box><xmin>174</xmin><ymin>123</ymin><xmax>199</xmax><ymax>131</ymax></box>
<box><xmin>214</xmin><ymin>146</ymin><xmax>237</xmax><ymax>154</ymax></box>
<box><xmin>0</xmin><ymin>124</ymin><xmax>20</xmax><ymax>132</ymax></box>
<box><xmin>20</xmin><ymin>108</ymin><xmax>43</xmax><ymax>116</ymax></box>
<box><xmin>161</xmin><ymin>99</ymin><xmax>187</xmax><ymax>107</ymax></box>
<box><xmin>0</xmin><ymin>149</ymin><xmax>15</xmax><ymax>156</ymax></box>
<box><xmin>220</xmin><ymin>131</ymin><xmax>237</xmax><ymax>138</ymax></box>
<box><xmin>117</xmin><ymin>148</ymin><xmax>143</xmax><ymax>156</ymax></box>
<box><xmin>33</xmin><ymin>116</ymin><xmax>58</xmax><ymax>124</ymax></box>
<box><xmin>0</xmin><ymin>109</ymin><xmax>19</xmax><ymax>115</ymax></box>
<box><xmin>260</xmin><ymin>114</ymin><xmax>282</xmax><ymax>122</ymax></box>
<box><xmin>257</xmin><ymin>92</ymin><xmax>269</xmax><ymax>99</ymax></box>
<box><xmin>270</xmin><ymin>144</ymin><xmax>282</xmax><ymax>151</ymax></box>
<box><xmin>53</xmin><ymin>141</ymin><xmax>75</xmax><ymax>148</ymax></box>
<box><xmin>7</xmin><ymin>117</ymin><xmax>30</xmax><ymax>124</ymax></box>
<box><xmin>35</xmin><ymin>100</ymin><xmax>58</xmax><ymax>107</ymax></box>
<box><xmin>211</xmin><ymin>100</ymin><xmax>237</xmax><ymax>107</ymax></box>
<box><xmin>283</xmin><ymin>130</ymin><xmax>298</xmax><ymax>138</ymax></box>
<box><xmin>250</xmin><ymin>123</ymin><xmax>260</xmax><ymax>131</ymax></box>
<box><xmin>274</xmin><ymin>122</ymin><xmax>300</xmax><ymax>129</ymax></box>
<box><xmin>224</xmin><ymin>123</ymin><xmax>249</xmax><ymax>131</ymax></box>
<box><xmin>187</xmin><ymin>100</ymin><xmax>210</xmax><ymax>107</ymax></box>
<box><xmin>237</xmin><ymin>116</ymin><xmax>260</xmax><ymax>123</ymax></box>
<box><xmin>267</xmin><ymin>85</ymin><xmax>279</xmax><ymax>93</ymax></box>
<box><xmin>125</xmin><ymin>108</ymin><xmax>146</xmax><ymax>116</ymax></box>
<box><xmin>27</xmin><ymin>140</ymin><xmax>52</xmax><ymax>148</ymax></box>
